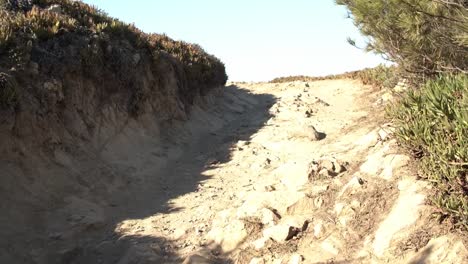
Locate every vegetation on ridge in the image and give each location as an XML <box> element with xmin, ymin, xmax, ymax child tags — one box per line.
<box><xmin>270</xmin><ymin>65</ymin><xmax>400</xmax><ymax>89</ymax></box>
<box><xmin>0</xmin><ymin>0</ymin><xmax>227</xmax><ymax>112</ymax></box>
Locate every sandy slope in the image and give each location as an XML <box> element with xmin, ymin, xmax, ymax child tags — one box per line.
<box><xmin>14</xmin><ymin>79</ymin><xmax>465</xmax><ymax>263</ymax></box>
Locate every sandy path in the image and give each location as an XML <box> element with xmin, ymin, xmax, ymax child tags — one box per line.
<box><xmin>70</xmin><ymin>80</ymin><xmax>466</xmax><ymax>264</ymax></box>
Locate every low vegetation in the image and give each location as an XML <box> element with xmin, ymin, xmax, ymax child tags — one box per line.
<box><xmin>389</xmin><ymin>74</ymin><xmax>468</xmax><ymax>228</ymax></box>
<box><xmin>0</xmin><ymin>0</ymin><xmax>227</xmax><ymax>114</ymax></box>
<box><xmin>337</xmin><ymin>0</ymin><xmax>467</xmax><ymax>228</ymax></box>
<box><xmin>271</xmin><ymin>65</ymin><xmax>399</xmax><ymax>89</ymax></box>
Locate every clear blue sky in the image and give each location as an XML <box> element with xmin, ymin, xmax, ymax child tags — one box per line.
<box><xmin>82</xmin><ymin>0</ymin><xmax>385</xmax><ymax>81</ymax></box>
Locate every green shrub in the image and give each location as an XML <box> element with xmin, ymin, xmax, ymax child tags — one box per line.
<box><xmin>26</xmin><ymin>6</ymin><xmax>78</xmax><ymax>40</ymax></box>
<box><xmin>353</xmin><ymin>65</ymin><xmax>399</xmax><ymax>88</ymax></box>
<box><xmin>388</xmin><ymin>74</ymin><xmax>468</xmax><ymax>228</ymax></box>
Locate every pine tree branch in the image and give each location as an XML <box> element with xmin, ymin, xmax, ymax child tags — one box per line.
<box><xmin>432</xmin><ymin>0</ymin><xmax>467</xmax><ymax>9</ymax></box>
<box><xmin>438</xmin><ymin>65</ymin><xmax>468</xmax><ymax>73</ymax></box>
<box><xmin>398</xmin><ymin>0</ymin><xmax>466</xmax><ymax>23</ymax></box>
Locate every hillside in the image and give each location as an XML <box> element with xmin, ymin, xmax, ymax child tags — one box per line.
<box><xmin>0</xmin><ymin>1</ymin><xmax>226</xmax><ymax>263</ymax></box>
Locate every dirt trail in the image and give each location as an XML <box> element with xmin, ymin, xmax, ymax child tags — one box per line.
<box><xmin>42</xmin><ymin>80</ymin><xmax>466</xmax><ymax>264</ymax></box>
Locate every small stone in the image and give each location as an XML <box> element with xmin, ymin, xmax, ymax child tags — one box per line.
<box><xmin>350</xmin><ymin>200</ymin><xmax>361</xmax><ymax>209</ymax></box>
<box><xmin>288</xmin><ymin>254</ymin><xmax>303</xmax><ymax>264</ymax></box>
<box><xmin>250</xmin><ymin>257</ymin><xmax>265</xmax><ymax>264</ymax></box>
<box><xmin>314</xmin><ymin>97</ymin><xmax>330</xmax><ymax>106</ymax></box>
<box><xmin>318</xmin><ymin>168</ymin><xmax>330</xmax><ymax>178</ymax></box>
<box><xmin>259</xmin><ymin>208</ymin><xmax>280</xmax><ymax>226</ymax></box>
<box><xmin>310</xmin><ymin>158</ymin><xmax>347</xmax><ymax>178</ymax></box>
<box><xmin>133</xmin><ymin>53</ymin><xmax>141</xmax><ymax>65</ymax></box>
<box><xmin>378</xmin><ymin>129</ymin><xmax>389</xmax><ymax>141</ymax></box>
<box><xmin>237</xmin><ymin>140</ymin><xmax>250</xmax><ymax>147</ymax></box>
<box><xmin>306</xmin><ymin>125</ymin><xmax>322</xmax><ymax>141</ymax></box>
<box><xmin>252</xmin><ymin>237</ymin><xmax>268</xmax><ymax>250</ymax></box>
<box><xmin>313</xmin><ymin>222</ymin><xmax>324</xmax><ymax>238</ymax></box>
<box><xmin>287</xmin><ymin>197</ymin><xmax>315</xmax><ymax>215</ymax></box>
<box><xmin>173</xmin><ymin>228</ymin><xmax>186</xmax><ymax>239</ymax></box>
<box><xmin>183</xmin><ymin>254</ymin><xmax>211</xmax><ymax>264</ymax></box>
<box><xmin>332</xmin><ymin>160</ymin><xmax>347</xmax><ymax>174</ymax></box>
<box><xmin>356</xmin><ymin>130</ymin><xmax>380</xmax><ymax>148</ymax></box>
<box><xmin>338</xmin><ymin>176</ymin><xmax>364</xmax><ymax>197</ymax></box>
<box><xmin>378</xmin><ymin>127</ymin><xmax>395</xmax><ymax>141</ymax></box>
<box><xmin>272</xmin><ymin>258</ymin><xmax>284</xmax><ymax>264</ymax></box>
<box><xmin>263</xmin><ymin>224</ymin><xmax>300</xmax><ymax>242</ymax></box>
<box><xmin>30</xmin><ymin>62</ymin><xmax>39</xmax><ymax>74</ymax></box>
<box><xmin>288</xmin><ymin>125</ymin><xmax>324</xmax><ymax>141</ymax></box>
<box><xmin>320</xmin><ymin>160</ymin><xmax>335</xmax><ymax>172</ymax></box>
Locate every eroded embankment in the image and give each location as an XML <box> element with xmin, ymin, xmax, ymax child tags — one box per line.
<box><xmin>0</xmin><ymin>2</ymin><xmax>227</xmax><ymax>263</ymax></box>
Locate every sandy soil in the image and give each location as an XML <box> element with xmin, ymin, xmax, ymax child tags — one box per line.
<box><xmin>5</xmin><ymin>79</ymin><xmax>466</xmax><ymax>264</ymax></box>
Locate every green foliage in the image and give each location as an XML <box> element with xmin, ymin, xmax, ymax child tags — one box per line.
<box><xmin>147</xmin><ymin>34</ymin><xmax>228</xmax><ymax>95</ymax></box>
<box><xmin>0</xmin><ymin>6</ymin><xmax>77</xmax><ymax>50</ymax></box>
<box><xmin>387</xmin><ymin>74</ymin><xmax>468</xmax><ymax>228</ymax></box>
<box><xmin>25</xmin><ymin>6</ymin><xmax>77</xmax><ymax>40</ymax></box>
<box><xmin>0</xmin><ymin>12</ymin><xmax>14</xmax><ymax>48</ymax></box>
<box><xmin>353</xmin><ymin>65</ymin><xmax>399</xmax><ymax>88</ymax></box>
<box><xmin>271</xmin><ymin>65</ymin><xmax>399</xmax><ymax>89</ymax></box>
<box><xmin>0</xmin><ymin>72</ymin><xmax>17</xmax><ymax>109</ymax></box>
<box><xmin>336</xmin><ymin>0</ymin><xmax>468</xmax><ymax>76</ymax></box>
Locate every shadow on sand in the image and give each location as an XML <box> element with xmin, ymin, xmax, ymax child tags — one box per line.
<box><xmin>60</xmin><ymin>85</ymin><xmax>276</xmax><ymax>264</ymax></box>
